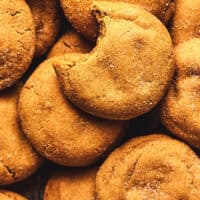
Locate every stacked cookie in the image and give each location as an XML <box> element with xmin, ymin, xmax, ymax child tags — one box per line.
<box><xmin>0</xmin><ymin>0</ymin><xmax>200</xmax><ymax>199</ymax></box>
<box><xmin>161</xmin><ymin>0</ymin><xmax>200</xmax><ymax>149</ymax></box>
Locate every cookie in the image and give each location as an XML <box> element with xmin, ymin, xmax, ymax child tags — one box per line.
<box><xmin>0</xmin><ymin>85</ymin><xmax>41</xmax><ymax>185</ymax></box>
<box><xmin>44</xmin><ymin>168</ymin><xmax>97</xmax><ymax>200</ymax></box>
<box><xmin>48</xmin><ymin>30</ymin><xmax>93</xmax><ymax>58</ymax></box>
<box><xmin>60</xmin><ymin>0</ymin><xmax>175</xmax><ymax>40</ymax></box>
<box><xmin>54</xmin><ymin>1</ymin><xmax>174</xmax><ymax>120</ymax></box>
<box><xmin>18</xmin><ymin>56</ymin><xmax>128</xmax><ymax>167</ymax></box>
<box><xmin>28</xmin><ymin>0</ymin><xmax>61</xmax><ymax>57</ymax></box>
<box><xmin>161</xmin><ymin>38</ymin><xmax>200</xmax><ymax>149</ymax></box>
<box><xmin>0</xmin><ymin>190</ymin><xmax>27</xmax><ymax>200</ymax></box>
<box><xmin>96</xmin><ymin>134</ymin><xmax>200</xmax><ymax>200</ymax></box>
<box><xmin>171</xmin><ymin>0</ymin><xmax>200</xmax><ymax>45</ymax></box>
<box><xmin>0</xmin><ymin>0</ymin><xmax>35</xmax><ymax>91</ymax></box>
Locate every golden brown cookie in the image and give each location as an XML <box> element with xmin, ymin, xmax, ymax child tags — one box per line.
<box><xmin>60</xmin><ymin>0</ymin><xmax>175</xmax><ymax>40</ymax></box>
<box><xmin>96</xmin><ymin>134</ymin><xmax>200</xmax><ymax>200</ymax></box>
<box><xmin>0</xmin><ymin>85</ymin><xmax>41</xmax><ymax>185</ymax></box>
<box><xmin>0</xmin><ymin>190</ymin><xmax>28</xmax><ymax>200</ymax></box>
<box><xmin>161</xmin><ymin>38</ymin><xmax>200</xmax><ymax>149</ymax></box>
<box><xmin>18</xmin><ymin>56</ymin><xmax>128</xmax><ymax>167</ymax></box>
<box><xmin>44</xmin><ymin>168</ymin><xmax>97</xmax><ymax>200</ymax></box>
<box><xmin>0</xmin><ymin>0</ymin><xmax>35</xmax><ymax>91</ymax></box>
<box><xmin>28</xmin><ymin>0</ymin><xmax>61</xmax><ymax>57</ymax></box>
<box><xmin>171</xmin><ymin>0</ymin><xmax>200</xmax><ymax>45</ymax></box>
<box><xmin>48</xmin><ymin>30</ymin><xmax>93</xmax><ymax>58</ymax></box>
<box><xmin>54</xmin><ymin>1</ymin><xmax>174</xmax><ymax>120</ymax></box>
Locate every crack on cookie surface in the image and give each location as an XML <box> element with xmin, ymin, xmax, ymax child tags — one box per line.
<box><xmin>3</xmin><ymin>164</ymin><xmax>16</xmax><ymax>179</ymax></box>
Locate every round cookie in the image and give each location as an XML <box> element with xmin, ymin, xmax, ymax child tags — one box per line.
<box><xmin>0</xmin><ymin>190</ymin><xmax>28</xmax><ymax>200</ymax></box>
<box><xmin>18</xmin><ymin>56</ymin><xmax>128</xmax><ymax>167</ymax></box>
<box><xmin>0</xmin><ymin>0</ymin><xmax>35</xmax><ymax>91</ymax></box>
<box><xmin>44</xmin><ymin>168</ymin><xmax>97</xmax><ymax>200</ymax></box>
<box><xmin>54</xmin><ymin>1</ymin><xmax>174</xmax><ymax>120</ymax></box>
<box><xmin>48</xmin><ymin>30</ymin><xmax>93</xmax><ymax>58</ymax></box>
<box><xmin>0</xmin><ymin>85</ymin><xmax>41</xmax><ymax>185</ymax></box>
<box><xmin>27</xmin><ymin>0</ymin><xmax>61</xmax><ymax>57</ymax></box>
<box><xmin>161</xmin><ymin>38</ymin><xmax>200</xmax><ymax>149</ymax></box>
<box><xmin>60</xmin><ymin>0</ymin><xmax>175</xmax><ymax>40</ymax></box>
<box><xmin>96</xmin><ymin>134</ymin><xmax>200</xmax><ymax>200</ymax></box>
<box><xmin>171</xmin><ymin>0</ymin><xmax>200</xmax><ymax>45</ymax></box>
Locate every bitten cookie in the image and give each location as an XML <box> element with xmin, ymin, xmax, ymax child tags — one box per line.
<box><xmin>171</xmin><ymin>0</ymin><xmax>200</xmax><ymax>45</ymax></box>
<box><xmin>44</xmin><ymin>168</ymin><xmax>97</xmax><ymax>200</ymax></box>
<box><xmin>0</xmin><ymin>0</ymin><xmax>35</xmax><ymax>90</ymax></box>
<box><xmin>28</xmin><ymin>0</ymin><xmax>61</xmax><ymax>57</ymax></box>
<box><xmin>0</xmin><ymin>190</ymin><xmax>28</xmax><ymax>200</ymax></box>
<box><xmin>18</xmin><ymin>56</ymin><xmax>128</xmax><ymax>167</ymax></box>
<box><xmin>60</xmin><ymin>0</ymin><xmax>175</xmax><ymax>40</ymax></box>
<box><xmin>54</xmin><ymin>1</ymin><xmax>174</xmax><ymax>120</ymax></box>
<box><xmin>0</xmin><ymin>85</ymin><xmax>41</xmax><ymax>185</ymax></box>
<box><xmin>48</xmin><ymin>30</ymin><xmax>93</xmax><ymax>58</ymax></box>
<box><xmin>96</xmin><ymin>134</ymin><xmax>200</xmax><ymax>200</ymax></box>
<box><xmin>161</xmin><ymin>38</ymin><xmax>200</xmax><ymax>149</ymax></box>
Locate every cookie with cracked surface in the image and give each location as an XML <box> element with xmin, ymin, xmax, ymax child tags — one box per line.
<box><xmin>0</xmin><ymin>0</ymin><xmax>35</xmax><ymax>91</ymax></box>
<box><xmin>96</xmin><ymin>134</ymin><xmax>200</xmax><ymax>200</ymax></box>
<box><xmin>27</xmin><ymin>0</ymin><xmax>61</xmax><ymax>57</ymax></box>
<box><xmin>48</xmin><ymin>30</ymin><xmax>93</xmax><ymax>58</ymax></box>
<box><xmin>60</xmin><ymin>0</ymin><xmax>175</xmax><ymax>40</ymax></box>
<box><xmin>171</xmin><ymin>0</ymin><xmax>200</xmax><ymax>45</ymax></box>
<box><xmin>0</xmin><ymin>85</ymin><xmax>41</xmax><ymax>185</ymax></box>
<box><xmin>44</xmin><ymin>168</ymin><xmax>97</xmax><ymax>200</ymax></box>
<box><xmin>54</xmin><ymin>1</ymin><xmax>174</xmax><ymax>120</ymax></box>
<box><xmin>0</xmin><ymin>190</ymin><xmax>28</xmax><ymax>200</ymax></box>
<box><xmin>18</xmin><ymin>56</ymin><xmax>129</xmax><ymax>167</ymax></box>
<box><xmin>161</xmin><ymin>39</ymin><xmax>200</xmax><ymax>149</ymax></box>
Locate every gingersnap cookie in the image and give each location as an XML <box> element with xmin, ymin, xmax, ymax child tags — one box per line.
<box><xmin>27</xmin><ymin>0</ymin><xmax>61</xmax><ymax>57</ymax></box>
<box><xmin>54</xmin><ymin>1</ymin><xmax>174</xmax><ymax>120</ymax></box>
<box><xmin>48</xmin><ymin>30</ymin><xmax>93</xmax><ymax>58</ymax></box>
<box><xmin>44</xmin><ymin>168</ymin><xmax>97</xmax><ymax>200</ymax></box>
<box><xmin>0</xmin><ymin>190</ymin><xmax>27</xmax><ymax>200</ymax></box>
<box><xmin>18</xmin><ymin>56</ymin><xmax>128</xmax><ymax>167</ymax></box>
<box><xmin>171</xmin><ymin>0</ymin><xmax>200</xmax><ymax>45</ymax></box>
<box><xmin>0</xmin><ymin>85</ymin><xmax>41</xmax><ymax>185</ymax></box>
<box><xmin>60</xmin><ymin>0</ymin><xmax>175</xmax><ymax>40</ymax></box>
<box><xmin>0</xmin><ymin>0</ymin><xmax>35</xmax><ymax>91</ymax></box>
<box><xmin>96</xmin><ymin>134</ymin><xmax>200</xmax><ymax>200</ymax></box>
<box><xmin>161</xmin><ymin>38</ymin><xmax>200</xmax><ymax>149</ymax></box>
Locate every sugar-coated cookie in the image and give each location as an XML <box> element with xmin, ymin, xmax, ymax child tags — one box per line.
<box><xmin>18</xmin><ymin>56</ymin><xmax>128</xmax><ymax>167</ymax></box>
<box><xmin>60</xmin><ymin>0</ymin><xmax>175</xmax><ymax>40</ymax></box>
<box><xmin>171</xmin><ymin>0</ymin><xmax>200</xmax><ymax>45</ymax></box>
<box><xmin>96</xmin><ymin>134</ymin><xmax>200</xmax><ymax>200</ymax></box>
<box><xmin>0</xmin><ymin>85</ymin><xmax>41</xmax><ymax>185</ymax></box>
<box><xmin>0</xmin><ymin>0</ymin><xmax>35</xmax><ymax>90</ymax></box>
<box><xmin>54</xmin><ymin>1</ymin><xmax>174</xmax><ymax>120</ymax></box>
<box><xmin>161</xmin><ymin>38</ymin><xmax>200</xmax><ymax>149</ymax></box>
<box><xmin>28</xmin><ymin>0</ymin><xmax>61</xmax><ymax>57</ymax></box>
<box><xmin>0</xmin><ymin>190</ymin><xmax>28</xmax><ymax>200</ymax></box>
<box><xmin>44</xmin><ymin>168</ymin><xmax>97</xmax><ymax>200</ymax></box>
